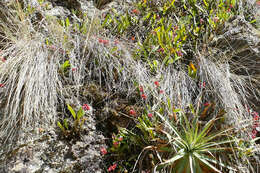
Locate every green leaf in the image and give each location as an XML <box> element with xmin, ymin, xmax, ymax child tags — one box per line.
<box><xmin>77</xmin><ymin>107</ymin><xmax>85</xmax><ymax>120</ymax></box>
<box><xmin>61</xmin><ymin>60</ymin><xmax>70</xmax><ymax>71</ymax></box>
<box><xmin>65</xmin><ymin>17</ymin><xmax>70</xmax><ymax>28</ymax></box>
<box><xmin>57</xmin><ymin>121</ymin><xmax>65</xmax><ymax>133</ymax></box>
<box><xmin>154</xmin><ymin>149</ymin><xmax>185</xmax><ymax>171</ymax></box>
<box><xmin>64</xmin><ymin>118</ymin><xmax>69</xmax><ymax>129</ymax></box>
<box><xmin>67</xmin><ymin>104</ymin><xmax>76</xmax><ymax>119</ymax></box>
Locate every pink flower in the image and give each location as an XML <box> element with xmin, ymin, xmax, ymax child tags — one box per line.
<box><xmin>159</xmin><ymin>90</ymin><xmax>164</xmax><ymax>94</ymax></box>
<box><xmin>1</xmin><ymin>57</ymin><xmax>6</xmax><ymax>62</ymax></box>
<box><xmin>154</xmin><ymin>81</ymin><xmax>159</xmax><ymax>87</ymax></box>
<box><xmin>257</xmin><ymin>1</ymin><xmax>260</xmax><ymax>6</ymax></box>
<box><xmin>141</xmin><ymin>94</ymin><xmax>147</xmax><ymax>99</ymax></box>
<box><xmin>252</xmin><ymin>129</ymin><xmax>257</xmax><ymax>135</ymax></box>
<box><xmin>177</xmin><ymin>50</ymin><xmax>183</xmax><ymax>57</ymax></box>
<box><xmin>252</xmin><ymin>111</ymin><xmax>259</xmax><ymax>117</ymax></box>
<box><xmin>213</xmin><ymin>16</ymin><xmax>219</xmax><ymax>23</ymax></box>
<box><xmin>72</xmin><ymin>68</ymin><xmax>77</xmax><ymax>72</ymax></box>
<box><xmin>82</xmin><ymin>104</ymin><xmax>91</xmax><ymax>111</ymax></box>
<box><xmin>0</xmin><ymin>83</ymin><xmax>5</xmax><ymax>87</ymax></box>
<box><xmin>129</xmin><ymin>109</ymin><xmax>136</xmax><ymax>116</ymax></box>
<box><xmin>157</xmin><ymin>48</ymin><xmax>164</xmax><ymax>53</ymax></box>
<box><xmin>139</xmin><ymin>86</ymin><xmax>144</xmax><ymax>93</ymax></box>
<box><xmin>252</xmin><ymin>134</ymin><xmax>256</xmax><ymax>139</ymax></box>
<box><xmin>200</xmin><ymin>18</ymin><xmax>204</xmax><ymax>24</ymax></box>
<box><xmin>108</xmin><ymin>163</ymin><xmax>117</xmax><ymax>172</ymax></box>
<box><xmin>253</xmin><ymin>123</ymin><xmax>259</xmax><ymax>129</ymax></box>
<box><xmin>148</xmin><ymin>113</ymin><xmax>153</xmax><ymax>118</ymax></box>
<box><xmin>100</xmin><ymin>147</ymin><xmax>107</xmax><ymax>155</ymax></box>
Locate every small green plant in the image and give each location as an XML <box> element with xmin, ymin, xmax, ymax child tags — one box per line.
<box><xmin>57</xmin><ymin>104</ymin><xmax>86</xmax><ymax>138</ymax></box>
<box><xmin>59</xmin><ymin>60</ymin><xmax>70</xmax><ymax>74</ymax></box>
<box><xmin>153</xmin><ymin>111</ymin><xmax>236</xmax><ymax>173</ymax></box>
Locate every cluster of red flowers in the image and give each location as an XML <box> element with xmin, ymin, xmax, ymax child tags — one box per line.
<box><xmin>98</xmin><ymin>38</ymin><xmax>109</xmax><ymax>45</ymax></box>
<box><xmin>199</xmin><ymin>81</ymin><xmax>206</xmax><ymax>89</ymax></box>
<box><xmin>132</xmin><ymin>9</ymin><xmax>140</xmax><ymax>15</ymax></box>
<box><xmin>108</xmin><ymin>163</ymin><xmax>117</xmax><ymax>172</ymax></box>
<box><xmin>112</xmin><ymin>135</ymin><xmax>124</xmax><ymax>148</ymax></box>
<box><xmin>100</xmin><ymin>147</ymin><xmax>107</xmax><ymax>155</ymax></box>
<box><xmin>252</xmin><ymin>111</ymin><xmax>259</xmax><ymax>139</ymax></box>
<box><xmin>227</xmin><ymin>4</ymin><xmax>233</xmax><ymax>12</ymax></box>
<box><xmin>129</xmin><ymin>109</ymin><xmax>136</xmax><ymax>116</ymax></box>
<box><xmin>82</xmin><ymin>104</ymin><xmax>91</xmax><ymax>111</ymax></box>
<box><xmin>139</xmin><ymin>85</ymin><xmax>147</xmax><ymax>100</ymax></box>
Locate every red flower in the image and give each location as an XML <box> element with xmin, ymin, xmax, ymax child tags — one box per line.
<box><xmin>72</xmin><ymin>68</ymin><xmax>76</xmax><ymax>72</ymax></box>
<box><xmin>154</xmin><ymin>81</ymin><xmax>159</xmax><ymax>87</ymax></box>
<box><xmin>132</xmin><ymin>9</ymin><xmax>140</xmax><ymax>14</ymax></box>
<box><xmin>139</xmin><ymin>86</ymin><xmax>144</xmax><ymax>93</ymax></box>
<box><xmin>113</xmin><ymin>141</ymin><xmax>119</xmax><ymax>148</ymax></box>
<box><xmin>199</xmin><ymin>81</ymin><xmax>206</xmax><ymax>88</ymax></box>
<box><xmin>129</xmin><ymin>109</ymin><xmax>136</xmax><ymax>116</ymax></box>
<box><xmin>108</xmin><ymin>163</ymin><xmax>117</xmax><ymax>172</ymax></box>
<box><xmin>103</xmin><ymin>40</ymin><xmax>109</xmax><ymax>45</ymax></box>
<box><xmin>204</xmin><ymin>102</ymin><xmax>210</xmax><ymax>106</ymax></box>
<box><xmin>254</xmin><ymin>115</ymin><xmax>259</xmax><ymax>121</ymax></box>
<box><xmin>98</xmin><ymin>38</ymin><xmax>103</xmax><ymax>43</ymax></box>
<box><xmin>252</xmin><ymin>134</ymin><xmax>256</xmax><ymax>139</ymax></box>
<box><xmin>141</xmin><ymin>94</ymin><xmax>147</xmax><ymax>99</ymax></box>
<box><xmin>83</xmin><ymin>104</ymin><xmax>91</xmax><ymax>111</ymax></box>
<box><xmin>131</xmin><ymin>36</ymin><xmax>135</xmax><ymax>41</ymax></box>
<box><xmin>118</xmin><ymin>136</ymin><xmax>123</xmax><ymax>141</ymax></box>
<box><xmin>227</xmin><ymin>8</ymin><xmax>231</xmax><ymax>12</ymax></box>
<box><xmin>148</xmin><ymin>113</ymin><xmax>153</xmax><ymax>118</ymax></box>
<box><xmin>159</xmin><ymin>90</ymin><xmax>164</xmax><ymax>94</ymax></box>
<box><xmin>0</xmin><ymin>83</ymin><xmax>4</xmax><ymax>87</ymax></box>
<box><xmin>100</xmin><ymin>147</ymin><xmax>107</xmax><ymax>155</ymax></box>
